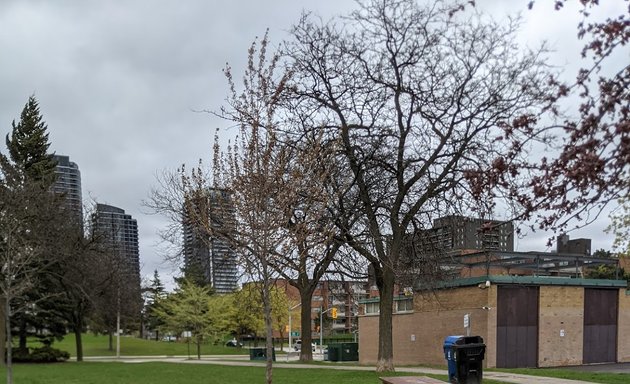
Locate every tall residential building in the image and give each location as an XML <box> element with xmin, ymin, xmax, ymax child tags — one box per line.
<box><xmin>426</xmin><ymin>215</ymin><xmax>514</xmax><ymax>252</ymax></box>
<box><xmin>183</xmin><ymin>188</ymin><xmax>238</xmax><ymax>293</ymax></box>
<box><xmin>52</xmin><ymin>154</ymin><xmax>82</xmax><ymax>225</ymax></box>
<box><xmin>92</xmin><ymin>204</ymin><xmax>141</xmax><ymax>288</ymax></box>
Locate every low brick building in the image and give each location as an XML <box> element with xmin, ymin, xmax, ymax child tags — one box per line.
<box><xmin>358</xmin><ymin>275</ymin><xmax>629</xmax><ymax>368</ymax></box>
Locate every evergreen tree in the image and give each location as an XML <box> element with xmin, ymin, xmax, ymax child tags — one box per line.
<box><xmin>145</xmin><ymin>270</ymin><xmax>166</xmax><ymax>340</ymax></box>
<box><xmin>2</xmin><ymin>95</ymin><xmax>66</xmax><ymax>357</ymax></box>
<box><xmin>5</xmin><ymin>95</ymin><xmax>57</xmax><ymax>185</ymax></box>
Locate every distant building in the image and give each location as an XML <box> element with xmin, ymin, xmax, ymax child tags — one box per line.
<box><xmin>52</xmin><ymin>154</ymin><xmax>82</xmax><ymax>225</ymax></box>
<box><xmin>395</xmin><ymin>216</ymin><xmax>514</xmax><ymax>287</ymax></box>
<box><xmin>557</xmin><ymin>234</ymin><xmax>591</xmax><ymax>255</ymax></box>
<box><xmin>183</xmin><ymin>188</ymin><xmax>238</xmax><ymax>293</ymax></box>
<box><xmin>91</xmin><ymin>203</ymin><xmax>141</xmax><ymax>289</ymax></box>
<box><xmin>427</xmin><ymin>215</ymin><xmax>514</xmax><ymax>252</ymax></box>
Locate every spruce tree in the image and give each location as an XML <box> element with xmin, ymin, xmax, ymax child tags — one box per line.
<box><xmin>2</xmin><ymin>95</ymin><xmax>66</xmax><ymax>356</ymax></box>
<box><xmin>6</xmin><ymin>95</ymin><xmax>57</xmax><ymax>185</ymax></box>
<box><xmin>145</xmin><ymin>270</ymin><xmax>166</xmax><ymax>340</ymax></box>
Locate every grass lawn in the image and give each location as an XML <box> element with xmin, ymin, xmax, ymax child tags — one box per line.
<box><xmin>0</xmin><ymin>362</ymin><xmax>509</xmax><ymax>384</ymax></box>
<box><xmin>491</xmin><ymin>367</ymin><xmax>630</xmax><ymax>384</ymax></box>
<box><xmin>51</xmin><ymin>334</ymin><xmax>248</xmax><ymax>357</ymax></box>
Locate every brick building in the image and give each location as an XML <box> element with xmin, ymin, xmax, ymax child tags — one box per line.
<box><xmin>358</xmin><ymin>275</ymin><xmax>629</xmax><ymax>368</ymax></box>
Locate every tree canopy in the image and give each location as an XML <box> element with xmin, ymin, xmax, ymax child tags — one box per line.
<box><xmin>5</xmin><ymin>95</ymin><xmax>57</xmax><ymax>185</ymax></box>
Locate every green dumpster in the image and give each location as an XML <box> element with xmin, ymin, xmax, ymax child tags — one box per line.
<box><xmin>339</xmin><ymin>342</ymin><xmax>358</xmax><ymax>361</ymax></box>
<box><xmin>327</xmin><ymin>344</ymin><xmax>341</xmax><ymax>361</ymax></box>
<box><xmin>249</xmin><ymin>347</ymin><xmax>276</xmax><ymax>361</ymax></box>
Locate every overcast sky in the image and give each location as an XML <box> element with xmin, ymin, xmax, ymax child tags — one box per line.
<box><xmin>1</xmin><ymin>1</ymin><xmax>625</xmax><ymax>289</ymax></box>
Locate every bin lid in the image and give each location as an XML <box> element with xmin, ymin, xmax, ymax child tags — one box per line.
<box><xmin>444</xmin><ymin>335</ymin><xmax>484</xmax><ymax>346</ymax></box>
<box><xmin>444</xmin><ymin>335</ymin><xmax>464</xmax><ymax>347</ymax></box>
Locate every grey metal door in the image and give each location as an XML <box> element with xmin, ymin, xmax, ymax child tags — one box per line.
<box><xmin>496</xmin><ymin>285</ymin><xmax>539</xmax><ymax>368</ymax></box>
<box><xmin>583</xmin><ymin>288</ymin><xmax>617</xmax><ymax>364</ymax></box>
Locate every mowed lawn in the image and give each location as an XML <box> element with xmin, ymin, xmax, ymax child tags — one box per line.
<box><xmin>52</xmin><ymin>334</ymin><xmax>248</xmax><ymax>357</ymax></box>
<box><xmin>2</xmin><ymin>359</ymin><xmax>629</xmax><ymax>384</ymax></box>
<box><xmin>0</xmin><ymin>362</ymin><xmax>500</xmax><ymax>384</ymax></box>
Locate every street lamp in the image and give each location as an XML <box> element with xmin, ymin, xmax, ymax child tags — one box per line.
<box><xmin>288</xmin><ymin>302</ymin><xmax>301</xmax><ymax>350</ymax></box>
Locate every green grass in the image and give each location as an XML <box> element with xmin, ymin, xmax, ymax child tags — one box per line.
<box><xmin>0</xmin><ymin>362</ymin><xmax>508</xmax><ymax>384</ymax></box>
<box><xmin>51</xmin><ymin>334</ymin><xmax>248</xmax><ymax>357</ymax></box>
<box><xmin>25</xmin><ymin>334</ymin><xmax>628</xmax><ymax>384</ymax></box>
<box><xmin>491</xmin><ymin>367</ymin><xmax>630</xmax><ymax>384</ymax></box>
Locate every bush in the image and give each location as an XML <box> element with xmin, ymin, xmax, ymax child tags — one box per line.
<box><xmin>11</xmin><ymin>346</ymin><xmax>70</xmax><ymax>363</ymax></box>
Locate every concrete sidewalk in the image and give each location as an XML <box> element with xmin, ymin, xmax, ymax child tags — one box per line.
<box><xmin>79</xmin><ymin>355</ymin><xmax>601</xmax><ymax>384</ymax></box>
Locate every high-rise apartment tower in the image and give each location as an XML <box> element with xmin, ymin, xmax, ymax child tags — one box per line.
<box><xmin>52</xmin><ymin>154</ymin><xmax>82</xmax><ymax>224</ymax></box>
<box><xmin>91</xmin><ymin>204</ymin><xmax>141</xmax><ymax>288</ymax></box>
<box><xmin>183</xmin><ymin>189</ymin><xmax>238</xmax><ymax>293</ymax></box>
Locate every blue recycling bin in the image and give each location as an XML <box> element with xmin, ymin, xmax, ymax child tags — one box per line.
<box><xmin>443</xmin><ymin>335</ymin><xmax>485</xmax><ymax>384</ymax></box>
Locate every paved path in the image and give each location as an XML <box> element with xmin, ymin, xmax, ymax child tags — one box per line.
<box><xmin>79</xmin><ymin>355</ymin><xmax>601</xmax><ymax>384</ymax></box>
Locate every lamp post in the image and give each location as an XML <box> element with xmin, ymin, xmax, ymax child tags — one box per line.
<box><xmin>288</xmin><ymin>303</ymin><xmax>301</xmax><ymax>350</ymax></box>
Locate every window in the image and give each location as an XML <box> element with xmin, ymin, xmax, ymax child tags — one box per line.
<box><xmin>395</xmin><ymin>298</ymin><xmax>413</xmax><ymax>313</ymax></box>
<box><xmin>365</xmin><ymin>302</ymin><xmax>380</xmax><ymax>315</ymax></box>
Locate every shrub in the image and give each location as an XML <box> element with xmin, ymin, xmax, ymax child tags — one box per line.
<box><xmin>11</xmin><ymin>346</ymin><xmax>70</xmax><ymax>363</ymax></box>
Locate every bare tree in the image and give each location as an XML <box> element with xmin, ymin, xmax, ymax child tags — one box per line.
<box><xmin>210</xmin><ymin>34</ymin><xmax>292</xmax><ymax>384</ymax></box>
<box><xmin>51</xmin><ymin>204</ymin><xmax>121</xmax><ymax>361</ymax></box>
<box><xmin>144</xmin><ymin>168</ymin><xmax>189</xmax><ymax>263</ymax></box>
<box><xmin>218</xmin><ymin>33</ymin><xmax>357</xmax><ymax>363</ymax></box>
<box><xmin>287</xmin><ymin>0</ymin><xmax>555</xmax><ymax>371</ymax></box>
<box><xmin>0</xmin><ymin>155</ymin><xmax>65</xmax><ymax>383</ymax></box>
<box><xmin>88</xmin><ymin>213</ymin><xmax>143</xmax><ymax>353</ymax></box>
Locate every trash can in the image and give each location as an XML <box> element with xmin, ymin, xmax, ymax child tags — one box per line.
<box><xmin>443</xmin><ymin>335</ymin><xmax>485</xmax><ymax>384</ymax></box>
<box><xmin>249</xmin><ymin>347</ymin><xmax>276</xmax><ymax>361</ymax></box>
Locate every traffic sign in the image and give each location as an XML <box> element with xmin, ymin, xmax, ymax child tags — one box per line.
<box><xmin>291</xmin><ymin>331</ymin><xmax>300</xmax><ymax>337</ymax></box>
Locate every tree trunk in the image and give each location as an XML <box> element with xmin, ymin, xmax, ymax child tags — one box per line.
<box><xmin>278</xmin><ymin>330</ymin><xmax>284</xmax><ymax>352</ymax></box>
<box><xmin>196</xmin><ymin>335</ymin><xmax>201</xmax><ymax>360</ymax></box>
<box><xmin>263</xmin><ymin>279</ymin><xmax>274</xmax><ymax>384</ymax></box>
<box><xmin>155</xmin><ymin>329</ymin><xmax>159</xmax><ymax>342</ymax></box>
<box><xmin>18</xmin><ymin>317</ymin><xmax>27</xmax><ymax>352</ymax></box>
<box><xmin>108</xmin><ymin>330</ymin><xmax>113</xmax><ymax>351</ymax></box>
<box><xmin>74</xmin><ymin>314</ymin><xmax>84</xmax><ymax>362</ymax></box>
<box><xmin>299</xmin><ymin>289</ymin><xmax>314</xmax><ymax>362</ymax></box>
<box><xmin>376</xmin><ymin>265</ymin><xmax>395</xmax><ymax>372</ymax></box>
<box><xmin>0</xmin><ymin>297</ymin><xmax>5</xmax><ymax>367</ymax></box>
<box><xmin>5</xmin><ymin>296</ymin><xmax>13</xmax><ymax>384</ymax></box>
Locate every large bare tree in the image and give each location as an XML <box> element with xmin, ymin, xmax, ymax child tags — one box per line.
<box><xmin>218</xmin><ymin>34</ymin><xmax>354</xmax><ymax>363</ymax></box>
<box><xmin>287</xmin><ymin>0</ymin><xmax>555</xmax><ymax>371</ymax></box>
<box><xmin>0</xmin><ymin>155</ymin><xmax>66</xmax><ymax>383</ymax></box>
